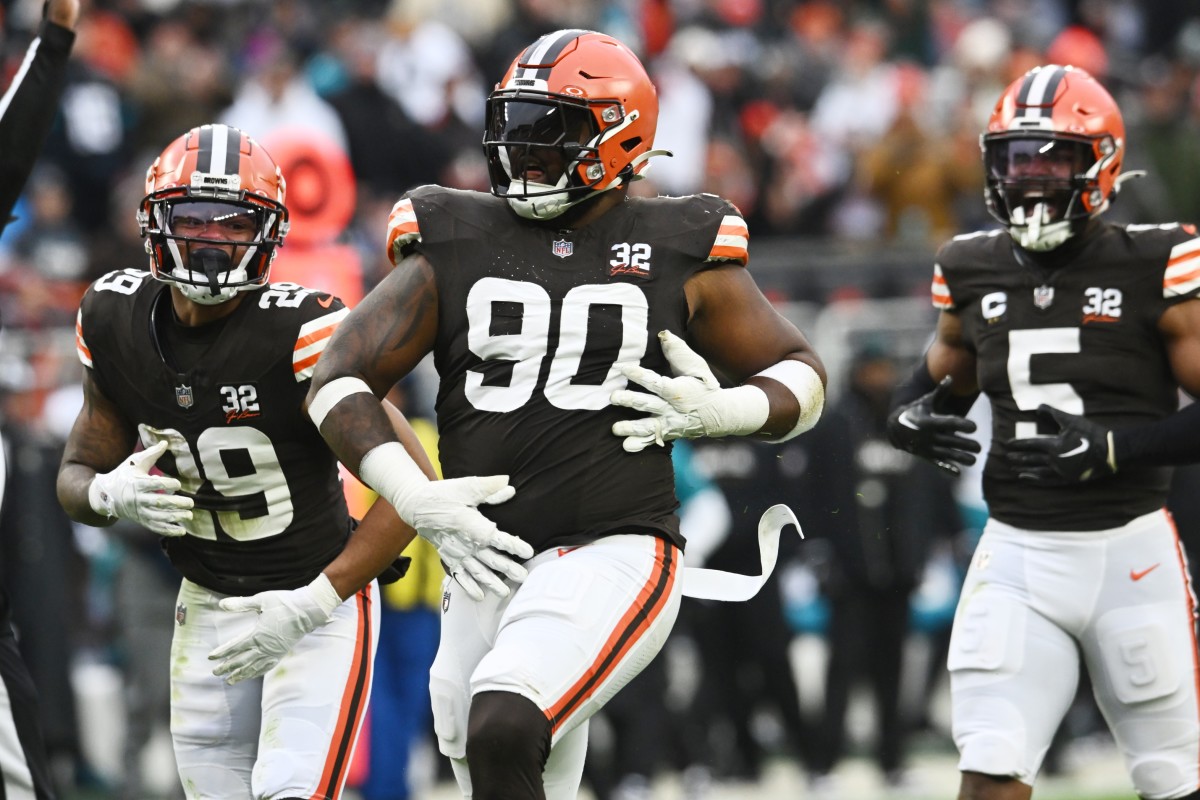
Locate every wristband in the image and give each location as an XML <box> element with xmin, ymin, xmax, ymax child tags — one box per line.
<box><xmin>359</xmin><ymin>441</ymin><xmax>429</xmax><ymax>522</ymax></box>
<box><xmin>308</xmin><ymin>376</ymin><xmax>373</xmax><ymax>430</ymax></box>
<box><xmin>718</xmin><ymin>384</ymin><xmax>771</xmax><ymax>435</ymax></box>
<box><xmin>754</xmin><ymin>360</ymin><xmax>825</xmax><ymax>442</ymax></box>
<box><xmin>309</xmin><ymin>573</ymin><xmax>344</xmax><ymax>614</ymax></box>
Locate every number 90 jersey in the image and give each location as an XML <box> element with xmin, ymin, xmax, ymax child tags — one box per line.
<box><xmin>76</xmin><ymin>270</ymin><xmax>352</xmax><ymax>595</ymax></box>
<box><xmin>933</xmin><ymin>222</ymin><xmax>1200</xmax><ymax>530</ymax></box>
<box><xmin>389</xmin><ymin>186</ymin><xmax>750</xmax><ymax>554</ymax></box>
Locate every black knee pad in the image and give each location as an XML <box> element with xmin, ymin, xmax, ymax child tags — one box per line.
<box><xmin>466</xmin><ymin>690</ymin><xmax>553</xmax><ymax>800</ymax></box>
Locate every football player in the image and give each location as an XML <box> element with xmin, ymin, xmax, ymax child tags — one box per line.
<box><xmin>54</xmin><ymin>124</ymin><xmax>527</xmax><ymax>800</ymax></box>
<box><xmin>0</xmin><ymin>2</ymin><xmax>79</xmax><ymax>797</ymax></box>
<box><xmin>209</xmin><ymin>30</ymin><xmax>826</xmax><ymax>800</ymax></box>
<box><xmin>887</xmin><ymin>65</ymin><xmax>1200</xmax><ymax>800</ymax></box>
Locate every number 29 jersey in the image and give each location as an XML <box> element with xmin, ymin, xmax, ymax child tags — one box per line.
<box><xmin>388</xmin><ymin>186</ymin><xmax>750</xmax><ymax>554</ymax></box>
<box><xmin>75</xmin><ymin>270</ymin><xmax>351</xmax><ymax>595</ymax></box>
<box><xmin>933</xmin><ymin>222</ymin><xmax>1200</xmax><ymax>530</ymax></box>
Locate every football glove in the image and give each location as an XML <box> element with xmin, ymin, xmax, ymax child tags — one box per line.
<box><xmin>1005</xmin><ymin>404</ymin><xmax>1116</xmax><ymax>482</ymax></box>
<box><xmin>360</xmin><ymin>443</ymin><xmax>534</xmax><ymax>602</ymax></box>
<box><xmin>610</xmin><ymin>330</ymin><xmax>770</xmax><ymax>453</ymax></box>
<box><xmin>886</xmin><ymin>376</ymin><xmax>981</xmax><ymax>476</ymax></box>
<box><xmin>87</xmin><ymin>441</ymin><xmax>194</xmax><ymax>536</ymax></box>
<box><xmin>209</xmin><ymin>573</ymin><xmax>343</xmax><ymax>685</ymax></box>
<box><xmin>403</xmin><ymin>477</ymin><xmax>533</xmax><ymax>601</ymax></box>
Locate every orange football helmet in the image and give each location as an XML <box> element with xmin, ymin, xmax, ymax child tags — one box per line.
<box><xmin>982</xmin><ymin>64</ymin><xmax>1125</xmax><ymax>251</ymax></box>
<box><xmin>484</xmin><ymin>30</ymin><xmax>669</xmax><ymax>220</ymax></box>
<box><xmin>139</xmin><ymin>124</ymin><xmax>289</xmax><ymax>304</ymax></box>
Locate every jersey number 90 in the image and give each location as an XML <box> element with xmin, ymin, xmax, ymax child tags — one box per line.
<box><xmin>464</xmin><ymin>277</ymin><xmax>650</xmax><ymax>412</ymax></box>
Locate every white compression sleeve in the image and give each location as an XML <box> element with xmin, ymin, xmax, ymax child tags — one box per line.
<box><xmin>754</xmin><ymin>360</ymin><xmax>824</xmax><ymax>442</ymax></box>
<box><xmin>358</xmin><ymin>441</ymin><xmax>429</xmax><ymax>524</ymax></box>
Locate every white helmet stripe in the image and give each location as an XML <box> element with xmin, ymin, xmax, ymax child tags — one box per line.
<box><xmin>195</xmin><ymin>123</ymin><xmax>241</xmax><ymax>175</ymax></box>
<box><xmin>1015</xmin><ymin>66</ymin><xmax>1066</xmax><ymax>119</ymax></box>
<box><xmin>516</xmin><ymin>29</ymin><xmax>591</xmax><ymax>80</ymax></box>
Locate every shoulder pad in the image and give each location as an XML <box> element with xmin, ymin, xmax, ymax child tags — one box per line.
<box><xmin>77</xmin><ymin>269</ymin><xmax>155</xmax><ymax>368</ymax></box>
<box><xmin>387</xmin><ymin>185</ymin><xmax>497</xmax><ymax>265</ymax></box>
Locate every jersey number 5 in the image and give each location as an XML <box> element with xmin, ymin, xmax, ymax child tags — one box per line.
<box><xmin>464</xmin><ymin>277</ymin><xmax>649</xmax><ymax>412</ymax></box>
<box><xmin>1008</xmin><ymin>328</ymin><xmax>1084</xmax><ymax>439</ymax></box>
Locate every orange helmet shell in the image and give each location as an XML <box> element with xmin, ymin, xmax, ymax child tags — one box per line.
<box><xmin>139</xmin><ymin>124</ymin><xmax>289</xmax><ymax>302</ymax></box>
<box><xmin>984</xmin><ymin>64</ymin><xmax>1124</xmax><ymax>214</ymax></box>
<box><xmin>144</xmin><ymin>124</ymin><xmax>287</xmax><ymax>211</ymax></box>
<box><xmin>485</xmin><ymin>30</ymin><xmax>660</xmax><ymax>217</ymax></box>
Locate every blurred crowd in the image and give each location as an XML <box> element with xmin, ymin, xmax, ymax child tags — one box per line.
<box><xmin>4</xmin><ymin>0</ymin><xmax>1200</xmax><ymax>797</ymax></box>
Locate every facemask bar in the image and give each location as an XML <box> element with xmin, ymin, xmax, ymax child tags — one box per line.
<box><xmin>982</xmin><ymin>134</ymin><xmax>1104</xmax><ymax>251</ymax></box>
<box><xmin>484</xmin><ymin>93</ymin><xmax>609</xmax><ymax>199</ymax></box>
<box><xmin>139</xmin><ymin>193</ymin><xmax>285</xmax><ymax>303</ymax></box>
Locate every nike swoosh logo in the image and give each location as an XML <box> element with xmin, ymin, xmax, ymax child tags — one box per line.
<box><xmin>898</xmin><ymin>409</ymin><xmax>919</xmax><ymax>430</ymax></box>
<box><xmin>317</xmin><ymin>295</ymin><xmax>334</xmax><ymax>308</ymax></box>
<box><xmin>1130</xmin><ymin>564</ymin><xmax>1161</xmax><ymax>581</ymax></box>
<box><xmin>1060</xmin><ymin>440</ymin><xmax>1089</xmax><ymax>458</ymax></box>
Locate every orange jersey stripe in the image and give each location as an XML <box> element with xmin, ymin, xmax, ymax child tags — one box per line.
<box><xmin>314</xmin><ymin>586</ymin><xmax>374</xmax><ymax>799</ymax></box>
<box><xmin>75</xmin><ymin>324</ymin><xmax>92</xmax><ymax>363</ymax></box>
<box><xmin>294</xmin><ymin>322</ymin><xmax>338</xmax><ymax>354</ymax></box>
<box><xmin>708</xmin><ymin>244</ymin><xmax>748</xmax><ymax>261</ymax></box>
<box><xmin>1164</xmin><ymin>263</ymin><xmax>1200</xmax><ymax>289</ymax></box>
<box><xmin>1167</xmin><ymin>249</ymin><xmax>1200</xmax><ymax>268</ymax></box>
<box><xmin>293</xmin><ymin>352</ymin><xmax>321</xmax><ymax>375</ymax></box>
<box><xmin>544</xmin><ymin>540</ymin><xmax>677</xmax><ymax>733</ymax></box>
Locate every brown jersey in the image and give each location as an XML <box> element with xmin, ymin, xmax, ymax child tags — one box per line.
<box><xmin>932</xmin><ymin>222</ymin><xmax>1200</xmax><ymax>530</ymax></box>
<box><xmin>388</xmin><ymin>186</ymin><xmax>751</xmax><ymax>553</ymax></box>
<box><xmin>76</xmin><ymin>270</ymin><xmax>351</xmax><ymax>594</ymax></box>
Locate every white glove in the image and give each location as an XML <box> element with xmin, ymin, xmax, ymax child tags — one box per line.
<box><xmin>87</xmin><ymin>441</ymin><xmax>194</xmax><ymax>536</ymax></box>
<box><xmin>360</xmin><ymin>444</ymin><xmax>535</xmax><ymax>602</ymax></box>
<box><xmin>610</xmin><ymin>331</ymin><xmax>770</xmax><ymax>453</ymax></box>
<box><xmin>402</xmin><ymin>476</ymin><xmax>534</xmax><ymax>601</ymax></box>
<box><xmin>208</xmin><ymin>573</ymin><xmax>343</xmax><ymax>685</ymax></box>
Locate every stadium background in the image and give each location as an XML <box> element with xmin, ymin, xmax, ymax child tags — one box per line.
<box><xmin>2</xmin><ymin>0</ymin><xmax>1200</xmax><ymax>797</ymax></box>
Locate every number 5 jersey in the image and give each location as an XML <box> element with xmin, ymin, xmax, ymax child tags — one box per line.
<box><xmin>933</xmin><ymin>221</ymin><xmax>1200</xmax><ymax>530</ymax></box>
<box><xmin>75</xmin><ymin>270</ymin><xmax>352</xmax><ymax>595</ymax></box>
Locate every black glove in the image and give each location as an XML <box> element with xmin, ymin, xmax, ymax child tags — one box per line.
<box><xmin>376</xmin><ymin>556</ymin><xmax>412</xmax><ymax>585</ymax></box>
<box><xmin>1005</xmin><ymin>404</ymin><xmax>1116</xmax><ymax>482</ymax></box>
<box><xmin>886</xmin><ymin>376</ymin><xmax>981</xmax><ymax>476</ymax></box>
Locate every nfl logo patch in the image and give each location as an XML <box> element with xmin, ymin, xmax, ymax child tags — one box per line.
<box><xmin>552</xmin><ymin>239</ymin><xmax>573</xmax><ymax>259</ymax></box>
<box><xmin>175</xmin><ymin>603</ymin><xmax>187</xmax><ymax>626</ymax></box>
<box><xmin>176</xmin><ymin>384</ymin><xmax>194</xmax><ymax>409</ymax></box>
<box><xmin>1033</xmin><ymin>285</ymin><xmax>1055</xmax><ymax>309</ymax></box>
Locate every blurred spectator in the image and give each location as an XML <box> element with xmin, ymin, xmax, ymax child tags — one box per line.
<box><xmin>324</xmin><ymin>18</ymin><xmax>455</xmax><ymax>198</ymax></box>
<box><xmin>804</xmin><ymin>346</ymin><xmax>962</xmax><ymax>794</ymax></box>
<box><xmin>857</xmin><ymin>63</ymin><xmax>981</xmax><ymax>246</ymax></box>
<box><xmin>220</xmin><ymin>30</ymin><xmax>349</xmax><ymax>152</ymax></box>
<box><xmin>376</xmin><ymin>1</ymin><xmax>484</xmax><ymax>135</ymax></box>
<box><xmin>687</xmin><ymin>435</ymin><xmax>819</xmax><ymax>784</ymax></box>
<box><xmin>125</xmin><ymin>15</ymin><xmax>232</xmax><ymax>156</ymax></box>
<box><xmin>1116</xmin><ymin>56</ymin><xmax>1200</xmax><ymax>224</ymax></box>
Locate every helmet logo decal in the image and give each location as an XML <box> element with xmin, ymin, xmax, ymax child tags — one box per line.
<box><xmin>190</xmin><ymin>171</ymin><xmax>241</xmax><ymax>194</ymax></box>
<box><xmin>552</xmin><ymin>239</ymin><xmax>574</xmax><ymax>258</ymax></box>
